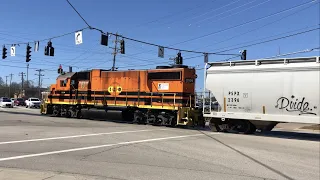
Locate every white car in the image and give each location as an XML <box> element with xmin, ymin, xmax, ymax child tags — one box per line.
<box><xmin>0</xmin><ymin>98</ymin><xmax>14</xmax><ymax>108</ymax></box>
<box><xmin>25</xmin><ymin>98</ymin><xmax>41</xmax><ymax>108</ymax></box>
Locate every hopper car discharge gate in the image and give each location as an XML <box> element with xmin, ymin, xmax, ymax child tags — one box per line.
<box><xmin>202</xmin><ymin>56</ymin><xmax>320</xmax><ymax>134</ymax></box>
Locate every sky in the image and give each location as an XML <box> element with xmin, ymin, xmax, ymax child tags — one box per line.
<box><xmin>0</xmin><ymin>0</ymin><xmax>319</xmax><ymax>91</ymax></box>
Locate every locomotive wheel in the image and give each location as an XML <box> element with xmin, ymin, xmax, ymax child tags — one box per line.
<box><xmin>65</xmin><ymin>110</ymin><xmax>72</xmax><ymax>118</ymax></box>
<box><xmin>133</xmin><ymin>111</ymin><xmax>146</xmax><ymax>124</ymax></box>
<box><xmin>169</xmin><ymin>116</ymin><xmax>177</xmax><ymax>127</ymax></box>
<box><xmin>52</xmin><ymin>110</ymin><xmax>60</xmax><ymax>117</ymax></box>
<box><xmin>76</xmin><ymin>110</ymin><xmax>83</xmax><ymax>119</ymax></box>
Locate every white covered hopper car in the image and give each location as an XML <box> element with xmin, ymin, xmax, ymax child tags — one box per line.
<box><xmin>203</xmin><ymin>56</ymin><xmax>320</xmax><ymax>133</ymax></box>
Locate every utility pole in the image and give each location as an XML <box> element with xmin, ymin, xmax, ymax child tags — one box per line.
<box><xmin>111</xmin><ymin>33</ymin><xmax>118</xmax><ymax>71</ymax></box>
<box><xmin>35</xmin><ymin>69</ymin><xmax>44</xmax><ymax>98</ymax></box>
<box><xmin>19</xmin><ymin>72</ymin><xmax>26</xmax><ymax>97</ymax></box>
<box><xmin>5</xmin><ymin>76</ymin><xmax>8</xmax><ymax>87</ymax></box>
<box><xmin>9</xmin><ymin>73</ymin><xmax>13</xmax><ymax>97</ymax></box>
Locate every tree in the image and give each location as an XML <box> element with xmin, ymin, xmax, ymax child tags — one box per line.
<box><xmin>0</xmin><ymin>77</ymin><xmax>4</xmax><ymax>87</ymax></box>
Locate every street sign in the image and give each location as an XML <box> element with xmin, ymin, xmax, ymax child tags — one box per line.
<box><xmin>158</xmin><ymin>46</ymin><xmax>164</xmax><ymax>58</ymax></box>
<box><xmin>75</xmin><ymin>31</ymin><xmax>83</xmax><ymax>45</ymax></box>
<box><xmin>204</xmin><ymin>53</ymin><xmax>208</xmax><ymax>63</ymax></box>
<box><xmin>34</xmin><ymin>41</ymin><xmax>39</xmax><ymax>52</ymax></box>
<box><xmin>10</xmin><ymin>46</ymin><xmax>15</xmax><ymax>56</ymax></box>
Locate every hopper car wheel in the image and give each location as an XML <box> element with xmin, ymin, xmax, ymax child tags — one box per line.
<box><xmin>210</xmin><ymin>119</ymin><xmax>256</xmax><ymax>134</ymax></box>
<box><xmin>231</xmin><ymin>120</ymin><xmax>256</xmax><ymax>134</ymax></box>
<box><xmin>208</xmin><ymin>121</ymin><xmax>219</xmax><ymax>132</ymax></box>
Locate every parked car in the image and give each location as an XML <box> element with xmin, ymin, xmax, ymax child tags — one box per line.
<box><xmin>0</xmin><ymin>97</ymin><xmax>9</xmax><ymax>100</ymax></box>
<box><xmin>25</xmin><ymin>98</ymin><xmax>41</xmax><ymax>108</ymax></box>
<box><xmin>0</xmin><ymin>98</ymin><xmax>14</xmax><ymax>108</ymax></box>
<box><xmin>14</xmin><ymin>98</ymin><xmax>26</xmax><ymax>106</ymax></box>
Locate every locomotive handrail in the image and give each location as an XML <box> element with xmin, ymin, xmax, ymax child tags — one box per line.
<box><xmin>51</xmin><ymin>88</ymin><xmax>193</xmax><ymax>108</ymax></box>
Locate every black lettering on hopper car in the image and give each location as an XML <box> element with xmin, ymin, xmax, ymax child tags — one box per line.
<box><xmin>275</xmin><ymin>95</ymin><xmax>317</xmax><ymax>116</ymax></box>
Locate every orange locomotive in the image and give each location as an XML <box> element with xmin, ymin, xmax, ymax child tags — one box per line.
<box><xmin>40</xmin><ymin>64</ymin><xmax>204</xmax><ymax>127</ymax></box>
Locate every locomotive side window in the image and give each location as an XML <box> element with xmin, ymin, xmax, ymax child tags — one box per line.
<box><xmin>60</xmin><ymin>80</ymin><xmax>67</xmax><ymax>87</ymax></box>
<box><xmin>148</xmin><ymin>72</ymin><xmax>181</xmax><ymax>80</ymax></box>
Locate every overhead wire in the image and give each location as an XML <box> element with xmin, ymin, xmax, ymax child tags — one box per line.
<box><xmin>194</xmin><ymin>47</ymin><xmax>320</xmax><ymax>70</ymax></box>
<box><xmin>128</xmin><ymin>0</ymin><xmax>218</xmax><ymax>30</ymax></box>
<box><xmin>193</xmin><ymin>3</ymin><xmax>319</xmax><ymax>52</ymax></box>
<box><xmin>170</xmin><ymin>0</ymin><xmax>318</xmax><ymax>46</ymax></box>
<box><xmin>181</xmin><ymin>26</ymin><xmax>320</xmax><ymax>60</ymax></box>
<box><xmin>155</xmin><ymin>0</ymin><xmax>243</xmax><ymax>27</ymax></box>
<box><xmin>204</xmin><ymin>0</ymin><xmax>273</xmax><ymax>26</ymax></box>
<box><xmin>214</xmin><ymin>27</ymin><xmax>320</xmax><ymax>53</ymax></box>
<box><xmin>114</xmin><ymin>0</ymin><xmax>317</xmax><ymax>59</ymax></box>
<box><xmin>190</xmin><ymin>0</ymin><xmax>263</xmax><ymax>26</ymax></box>
<box><xmin>66</xmin><ymin>0</ymin><xmax>91</xmax><ymax>28</ymax></box>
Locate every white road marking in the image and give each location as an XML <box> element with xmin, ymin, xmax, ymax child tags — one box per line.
<box><xmin>0</xmin><ymin>133</ymin><xmax>216</xmax><ymax>162</ymax></box>
<box><xmin>0</xmin><ymin>129</ymin><xmax>168</xmax><ymax>145</ymax></box>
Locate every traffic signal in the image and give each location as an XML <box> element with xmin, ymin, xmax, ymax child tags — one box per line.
<box><xmin>101</xmin><ymin>33</ymin><xmax>108</xmax><ymax>46</ymax></box>
<box><xmin>176</xmin><ymin>52</ymin><xmax>183</xmax><ymax>65</ymax></box>
<box><xmin>49</xmin><ymin>47</ymin><xmax>54</xmax><ymax>56</ymax></box>
<box><xmin>241</xmin><ymin>50</ymin><xmax>247</xmax><ymax>60</ymax></box>
<box><xmin>26</xmin><ymin>44</ymin><xmax>32</xmax><ymax>62</ymax></box>
<box><xmin>2</xmin><ymin>46</ymin><xmax>7</xmax><ymax>59</ymax></box>
<box><xmin>120</xmin><ymin>39</ymin><xmax>125</xmax><ymax>54</ymax></box>
<box><xmin>45</xmin><ymin>41</ymin><xmax>54</xmax><ymax>56</ymax></box>
<box><xmin>58</xmin><ymin>64</ymin><xmax>63</xmax><ymax>74</ymax></box>
<box><xmin>44</xmin><ymin>46</ymin><xmax>49</xmax><ymax>56</ymax></box>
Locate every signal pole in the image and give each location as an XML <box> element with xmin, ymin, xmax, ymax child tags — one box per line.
<box><xmin>35</xmin><ymin>69</ymin><xmax>44</xmax><ymax>98</ymax></box>
<box><xmin>26</xmin><ymin>63</ymin><xmax>29</xmax><ymax>87</ymax></box>
<box><xmin>111</xmin><ymin>33</ymin><xmax>118</xmax><ymax>71</ymax></box>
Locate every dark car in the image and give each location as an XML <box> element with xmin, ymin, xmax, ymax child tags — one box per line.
<box><xmin>14</xmin><ymin>98</ymin><xmax>26</xmax><ymax>106</ymax></box>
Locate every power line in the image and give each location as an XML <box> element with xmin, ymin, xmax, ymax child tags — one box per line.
<box><xmin>257</xmin><ymin>47</ymin><xmax>320</xmax><ymax>60</ymax></box>
<box><xmin>170</xmin><ymin>0</ymin><xmax>318</xmax><ymax>46</ymax></box>
<box><xmin>182</xmin><ymin>26</ymin><xmax>320</xmax><ymax>61</ymax></box>
<box><xmin>215</xmin><ymin>27</ymin><xmax>320</xmax><ymax>53</ymax></box>
<box><xmin>182</xmin><ymin>0</ymin><xmax>243</xmax><ymax>24</ymax></box>
<box><xmin>130</xmin><ymin>0</ymin><xmax>218</xmax><ymax>30</ymax></box>
<box><xmin>210</xmin><ymin>24</ymin><xmax>319</xmax><ymax>53</ymax></box>
<box><xmin>193</xmin><ymin>3</ymin><xmax>318</xmax><ymax>52</ymax></box>
<box><xmin>66</xmin><ymin>0</ymin><xmax>91</xmax><ymax>28</ymax></box>
<box><xmin>112</xmin><ymin>0</ymin><xmax>318</xmax><ymax>59</ymax></box>
<box><xmin>194</xmin><ymin>47</ymin><xmax>320</xmax><ymax>70</ymax></box>
<box><xmin>190</xmin><ymin>0</ymin><xmax>267</xmax><ymax>26</ymax></box>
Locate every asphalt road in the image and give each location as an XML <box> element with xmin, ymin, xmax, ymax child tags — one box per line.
<box><xmin>0</xmin><ymin>106</ymin><xmax>319</xmax><ymax>180</ymax></box>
